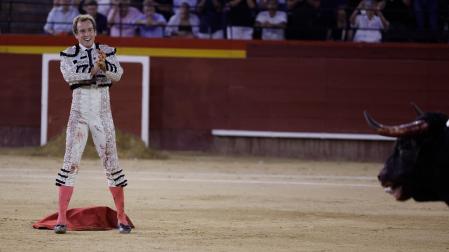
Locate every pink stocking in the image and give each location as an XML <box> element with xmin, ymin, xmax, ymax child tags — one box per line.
<box><xmin>56</xmin><ymin>186</ymin><xmax>74</xmax><ymax>225</ymax></box>
<box><xmin>109</xmin><ymin>187</ymin><xmax>128</xmax><ymax>225</ymax></box>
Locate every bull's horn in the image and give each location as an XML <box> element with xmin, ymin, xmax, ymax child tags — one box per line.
<box><xmin>364</xmin><ymin>111</ymin><xmax>382</xmax><ymax>130</ymax></box>
<box><xmin>363</xmin><ymin>111</ymin><xmax>429</xmax><ymax>137</ymax></box>
<box><xmin>411</xmin><ymin>102</ymin><xmax>424</xmax><ymax>116</ymax></box>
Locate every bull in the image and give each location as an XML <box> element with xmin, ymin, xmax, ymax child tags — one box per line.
<box><xmin>364</xmin><ymin>104</ymin><xmax>449</xmax><ymax>205</ymax></box>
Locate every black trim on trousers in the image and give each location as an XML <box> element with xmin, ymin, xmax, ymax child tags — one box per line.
<box><xmin>70</xmin><ymin>83</ymin><xmax>112</xmax><ymax>90</ymax></box>
<box><xmin>116</xmin><ymin>180</ymin><xmax>128</xmax><ymax>187</ymax></box>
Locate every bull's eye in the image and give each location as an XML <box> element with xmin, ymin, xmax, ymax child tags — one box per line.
<box><xmin>401</xmin><ymin>141</ymin><xmax>411</xmax><ymax>148</ymax></box>
<box><xmin>397</xmin><ymin>139</ymin><xmax>419</xmax><ymax>161</ymax></box>
<box><xmin>400</xmin><ymin>149</ymin><xmax>413</xmax><ymax>157</ymax></box>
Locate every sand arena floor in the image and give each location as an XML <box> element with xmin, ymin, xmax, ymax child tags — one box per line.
<box><xmin>0</xmin><ymin>154</ymin><xmax>448</xmax><ymax>252</ymax></box>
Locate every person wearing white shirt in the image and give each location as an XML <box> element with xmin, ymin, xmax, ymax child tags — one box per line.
<box><xmin>166</xmin><ymin>2</ymin><xmax>200</xmax><ymax>37</ymax></box>
<box><xmin>136</xmin><ymin>0</ymin><xmax>167</xmax><ymax>38</ymax></box>
<box><xmin>197</xmin><ymin>0</ymin><xmax>224</xmax><ymax>39</ymax></box>
<box><xmin>225</xmin><ymin>0</ymin><xmax>256</xmax><ymax>40</ymax></box>
<box><xmin>173</xmin><ymin>0</ymin><xmax>197</xmax><ymax>13</ymax></box>
<box><xmin>44</xmin><ymin>0</ymin><xmax>80</xmax><ymax>35</ymax></box>
<box><xmin>96</xmin><ymin>0</ymin><xmax>112</xmax><ymax>16</ymax></box>
<box><xmin>107</xmin><ymin>0</ymin><xmax>143</xmax><ymax>37</ymax></box>
<box><xmin>350</xmin><ymin>0</ymin><xmax>390</xmax><ymax>43</ymax></box>
<box><xmin>255</xmin><ymin>0</ymin><xmax>287</xmax><ymax>40</ymax></box>
<box><xmin>256</xmin><ymin>0</ymin><xmax>285</xmax><ymax>10</ymax></box>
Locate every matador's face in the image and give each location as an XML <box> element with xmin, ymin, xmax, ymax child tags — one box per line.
<box><xmin>75</xmin><ymin>20</ymin><xmax>97</xmax><ymax>48</ymax></box>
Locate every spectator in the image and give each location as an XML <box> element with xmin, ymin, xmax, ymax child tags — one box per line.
<box><xmin>442</xmin><ymin>1</ymin><xmax>449</xmax><ymax>42</ymax></box>
<box><xmin>379</xmin><ymin>0</ymin><xmax>414</xmax><ymax>42</ymax></box>
<box><xmin>77</xmin><ymin>0</ymin><xmax>112</xmax><ymax>16</ymax></box>
<box><xmin>75</xmin><ymin>0</ymin><xmax>84</xmax><ymax>13</ymax></box>
<box><xmin>166</xmin><ymin>2</ymin><xmax>200</xmax><ymax>37</ymax></box>
<box><xmin>350</xmin><ymin>0</ymin><xmax>390</xmax><ymax>42</ymax></box>
<box><xmin>286</xmin><ymin>0</ymin><xmax>303</xmax><ymax>12</ymax></box>
<box><xmin>320</xmin><ymin>0</ymin><xmax>348</xmax><ymax>12</ymax></box>
<box><xmin>413</xmin><ymin>0</ymin><xmax>438</xmax><ymax>32</ymax></box>
<box><xmin>136</xmin><ymin>0</ymin><xmax>167</xmax><ymax>37</ymax></box>
<box><xmin>107</xmin><ymin>0</ymin><xmax>143</xmax><ymax>37</ymax></box>
<box><xmin>173</xmin><ymin>0</ymin><xmax>198</xmax><ymax>14</ymax></box>
<box><xmin>328</xmin><ymin>5</ymin><xmax>350</xmax><ymax>41</ymax></box>
<box><xmin>255</xmin><ymin>0</ymin><xmax>287</xmax><ymax>40</ymax></box>
<box><xmin>44</xmin><ymin>0</ymin><xmax>80</xmax><ymax>35</ymax></box>
<box><xmin>286</xmin><ymin>0</ymin><xmax>328</xmax><ymax>40</ymax></box>
<box><xmin>79</xmin><ymin>0</ymin><xmax>109</xmax><ymax>34</ymax></box>
<box><xmin>225</xmin><ymin>0</ymin><xmax>257</xmax><ymax>39</ymax></box>
<box><xmin>197</xmin><ymin>0</ymin><xmax>225</xmax><ymax>39</ymax></box>
<box><xmin>257</xmin><ymin>0</ymin><xmax>286</xmax><ymax>11</ymax></box>
<box><xmin>149</xmin><ymin>0</ymin><xmax>174</xmax><ymax>21</ymax></box>
<box><xmin>321</xmin><ymin>0</ymin><xmax>348</xmax><ymax>38</ymax></box>
<box><xmin>285</xmin><ymin>0</ymin><xmax>304</xmax><ymax>39</ymax></box>
<box><xmin>97</xmin><ymin>0</ymin><xmax>112</xmax><ymax>16</ymax></box>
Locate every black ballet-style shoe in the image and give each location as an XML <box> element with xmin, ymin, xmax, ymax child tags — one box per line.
<box><xmin>54</xmin><ymin>224</ymin><xmax>67</xmax><ymax>234</ymax></box>
<box><xmin>118</xmin><ymin>223</ymin><xmax>131</xmax><ymax>234</ymax></box>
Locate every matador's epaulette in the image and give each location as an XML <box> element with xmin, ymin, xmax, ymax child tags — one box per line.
<box><xmin>98</xmin><ymin>43</ymin><xmax>117</xmax><ymax>57</ymax></box>
<box><xmin>60</xmin><ymin>44</ymin><xmax>80</xmax><ymax>57</ymax></box>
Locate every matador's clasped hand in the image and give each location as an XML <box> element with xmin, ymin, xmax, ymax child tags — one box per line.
<box><xmin>96</xmin><ymin>50</ymin><xmax>106</xmax><ymax>71</ymax></box>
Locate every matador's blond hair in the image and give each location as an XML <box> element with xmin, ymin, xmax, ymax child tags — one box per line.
<box><xmin>72</xmin><ymin>14</ymin><xmax>97</xmax><ymax>34</ymax></box>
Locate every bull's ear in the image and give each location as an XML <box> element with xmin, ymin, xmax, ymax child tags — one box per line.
<box><xmin>411</xmin><ymin>102</ymin><xmax>424</xmax><ymax>116</ymax></box>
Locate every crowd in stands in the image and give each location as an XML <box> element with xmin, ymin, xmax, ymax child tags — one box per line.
<box><xmin>6</xmin><ymin>0</ymin><xmax>449</xmax><ymax>42</ymax></box>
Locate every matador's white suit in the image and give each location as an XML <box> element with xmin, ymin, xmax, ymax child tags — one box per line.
<box><xmin>55</xmin><ymin>43</ymin><xmax>127</xmax><ymax>188</ymax></box>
